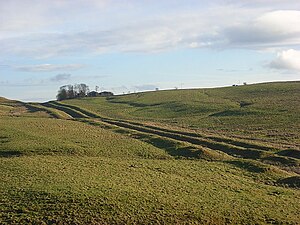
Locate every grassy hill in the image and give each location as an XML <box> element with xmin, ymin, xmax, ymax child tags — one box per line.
<box><xmin>0</xmin><ymin>81</ymin><xmax>300</xmax><ymax>224</ymax></box>
<box><xmin>64</xmin><ymin>81</ymin><xmax>300</xmax><ymax>147</ymax></box>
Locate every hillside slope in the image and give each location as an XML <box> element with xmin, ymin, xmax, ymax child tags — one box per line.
<box><xmin>64</xmin><ymin>81</ymin><xmax>300</xmax><ymax>147</ymax></box>
<box><xmin>0</xmin><ymin>81</ymin><xmax>300</xmax><ymax>224</ymax></box>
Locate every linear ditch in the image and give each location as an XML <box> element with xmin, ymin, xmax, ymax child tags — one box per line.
<box><xmin>42</xmin><ymin>101</ymin><xmax>298</xmax><ymax>165</ymax></box>
<box><xmin>48</xmin><ymin>101</ymin><xmax>277</xmax><ymax>151</ymax></box>
<box><xmin>80</xmin><ymin>118</ymin><xmax>229</xmax><ymax>160</ymax></box>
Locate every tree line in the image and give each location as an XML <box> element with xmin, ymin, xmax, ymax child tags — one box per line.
<box><xmin>56</xmin><ymin>84</ymin><xmax>89</xmax><ymax>100</ymax></box>
<box><xmin>56</xmin><ymin>84</ymin><xmax>114</xmax><ymax>101</ymax></box>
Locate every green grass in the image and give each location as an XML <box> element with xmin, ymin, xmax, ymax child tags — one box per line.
<box><xmin>0</xmin><ymin>117</ymin><xmax>168</xmax><ymax>159</ymax></box>
<box><xmin>42</xmin><ymin>101</ymin><xmax>300</xmax><ymax>169</ymax></box>
<box><xmin>1</xmin><ymin>156</ymin><xmax>299</xmax><ymax>224</ymax></box>
<box><xmin>0</xmin><ymin>98</ymin><xmax>51</xmax><ymax>118</ymax></box>
<box><xmin>25</xmin><ymin>103</ymin><xmax>73</xmax><ymax>119</ymax></box>
<box><xmin>64</xmin><ymin>81</ymin><xmax>300</xmax><ymax>147</ymax></box>
<box><xmin>1</xmin><ymin>81</ymin><xmax>300</xmax><ymax>224</ymax></box>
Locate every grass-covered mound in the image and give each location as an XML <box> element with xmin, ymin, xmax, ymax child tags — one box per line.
<box><xmin>64</xmin><ymin>81</ymin><xmax>300</xmax><ymax>148</ymax></box>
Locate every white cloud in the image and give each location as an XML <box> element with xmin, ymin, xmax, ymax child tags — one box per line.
<box><xmin>224</xmin><ymin>10</ymin><xmax>300</xmax><ymax>48</ymax></box>
<box><xmin>269</xmin><ymin>49</ymin><xmax>300</xmax><ymax>72</ymax></box>
<box><xmin>0</xmin><ymin>2</ymin><xmax>300</xmax><ymax>57</ymax></box>
<box><xmin>15</xmin><ymin>64</ymin><xmax>85</xmax><ymax>72</ymax></box>
<box><xmin>0</xmin><ymin>0</ymin><xmax>111</xmax><ymax>34</ymax></box>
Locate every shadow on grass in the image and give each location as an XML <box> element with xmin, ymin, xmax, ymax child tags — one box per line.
<box><xmin>79</xmin><ymin>119</ymin><xmax>206</xmax><ymax>159</ymax></box>
<box><xmin>49</xmin><ymin>102</ymin><xmax>273</xmax><ymax>161</ymax></box>
<box><xmin>107</xmin><ymin>99</ymin><xmax>163</xmax><ymax>108</ymax></box>
<box><xmin>277</xmin><ymin>149</ymin><xmax>300</xmax><ymax>159</ymax></box>
<box><xmin>79</xmin><ymin>118</ymin><xmax>267</xmax><ymax>161</ymax></box>
<box><xmin>0</xmin><ymin>138</ymin><xmax>19</xmax><ymax>158</ymax></box>
<box><xmin>0</xmin><ymin>137</ymin><xmax>10</xmax><ymax>144</ymax></box>
<box><xmin>23</xmin><ymin>103</ymin><xmax>40</xmax><ymax>113</ymax></box>
<box><xmin>209</xmin><ymin>110</ymin><xmax>259</xmax><ymax>117</ymax></box>
<box><xmin>131</xmin><ymin>133</ymin><xmax>211</xmax><ymax>159</ymax></box>
<box><xmin>0</xmin><ymin>150</ymin><xmax>22</xmax><ymax>157</ymax></box>
<box><xmin>226</xmin><ymin>160</ymin><xmax>267</xmax><ymax>173</ymax></box>
<box><xmin>42</xmin><ymin>102</ymin><xmax>87</xmax><ymax>118</ymax></box>
<box><xmin>277</xmin><ymin>176</ymin><xmax>300</xmax><ymax>188</ymax></box>
<box><xmin>23</xmin><ymin>103</ymin><xmax>60</xmax><ymax>119</ymax></box>
<box><xmin>262</xmin><ymin>156</ymin><xmax>299</xmax><ymax>166</ymax></box>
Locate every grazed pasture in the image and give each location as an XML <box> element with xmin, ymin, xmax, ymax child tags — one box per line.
<box><xmin>0</xmin><ymin>82</ymin><xmax>299</xmax><ymax>224</ymax></box>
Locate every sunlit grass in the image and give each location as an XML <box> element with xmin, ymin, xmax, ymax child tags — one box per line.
<box><xmin>1</xmin><ymin>156</ymin><xmax>299</xmax><ymax>224</ymax></box>
<box><xmin>0</xmin><ymin>81</ymin><xmax>299</xmax><ymax>224</ymax></box>
<box><xmin>65</xmin><ymin>81</ymin><xmax>300</xmax><ymax>146</ymax></box>
<box><xmin>0</xmin><ymin>117</ymin><xmax>169</xmax><ymax>159</ymax></box>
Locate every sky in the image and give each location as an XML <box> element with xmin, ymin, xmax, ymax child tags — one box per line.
<box><xmin>0</xmin><ymin>0</ymin><xmax>299</xmax><ymax>102</ymax></box>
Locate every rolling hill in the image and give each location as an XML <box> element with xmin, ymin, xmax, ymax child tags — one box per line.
<box><xmin>0</xmin><ymin>81</ymin><xmax>299</xmax><ymax>224</ymax></box>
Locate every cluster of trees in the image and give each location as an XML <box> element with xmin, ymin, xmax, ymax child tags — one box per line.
<box><xmin>56</xmin><ymin>84</ymin><xmax>89</xmax><ymax>101</ymax></box>
<box><xmin>56</xmin><ymin>83</ymin><xmax>114</xmax><ymax>100</ymax></box>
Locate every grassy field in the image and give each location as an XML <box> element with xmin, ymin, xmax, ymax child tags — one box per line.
<box><xmin>0</xmin><ymin>117</ymin><xmax>169</xmax><ymax>159</ymax></box>
<box><xmin>1</xmin><ymin>81</ymin><xmax>300</xmax><ymax>224</ymax></box>
<box><xmin>1</xmin><ymin>156</ymin><xmax>299</xmax><ymax>224</ymax></box>
<box><xmin>65</xmin><ymin>81</ymin><xmax>300</xmax><ymax>147</ymax></box>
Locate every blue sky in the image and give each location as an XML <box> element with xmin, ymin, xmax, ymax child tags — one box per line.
<box><xmin>0</xmin><ymin>0</ymin><xmax>299</xmax><ymax>102</ymax></box>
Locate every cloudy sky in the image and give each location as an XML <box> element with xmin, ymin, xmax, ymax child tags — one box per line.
<box><xmin>0</xmin><ymin>0</ymin><xmax>299</xmax><ymax>101</ymax></box>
